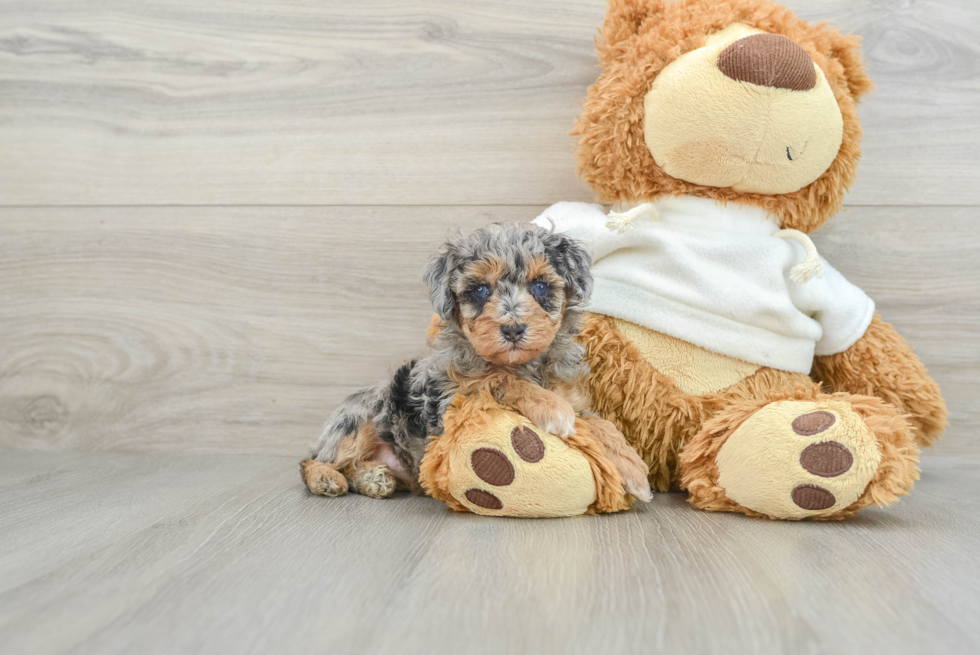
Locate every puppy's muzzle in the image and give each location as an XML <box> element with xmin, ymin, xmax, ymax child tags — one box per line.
<box><xmin>500</xmin><ymin>323</ymin><xmax>527</xmax><ymax>343</ymax></box>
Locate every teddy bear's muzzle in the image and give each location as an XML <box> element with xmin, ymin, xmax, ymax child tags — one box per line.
<box><xmin>641</xmin><ymin>23</ymin><xmax>844</xmax><ymax>196</ymax></box>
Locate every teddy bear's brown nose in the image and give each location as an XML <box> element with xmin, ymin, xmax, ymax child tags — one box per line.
<box><xmin>717</xmin><ymin>33</ymin><xmax>816</xmax><ymax>91</ymax></box>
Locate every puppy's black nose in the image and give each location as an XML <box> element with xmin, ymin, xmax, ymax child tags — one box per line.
<box><xmin>500</xmin><ymin>324</ymin><xmax>527</xmax><ymax>343</ymax></box>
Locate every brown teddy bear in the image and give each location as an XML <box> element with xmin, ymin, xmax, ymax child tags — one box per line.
<box><xmin>421</xmin><ymin>0</ymin><xmax>948</xmax><ymax>520</ymax></box>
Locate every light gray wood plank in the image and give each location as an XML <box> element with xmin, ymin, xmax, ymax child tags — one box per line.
<box><xmin>0</xmin><ymin>205</ymin><xmax>976</xmax><ymax>455</ymax></box>
<box><xmin>0</xmin><ymin>452</ymin><xmax>286</xmax><ymax>595</ymax></box>
<box><xmin>0</xmin><ymin>452</ymin><xmax>978</xmax><ymax>655</ymax></box>
<box><xmin>0</xmin><ymin>452</ymin><xmax>453</xmax><ymax>654</ymax></box>
<box><xmin>0</xmin><ymin>0</ymin><xmax>977</xmax><ymax>206</ymax></box>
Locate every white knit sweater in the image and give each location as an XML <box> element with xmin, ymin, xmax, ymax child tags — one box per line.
<box><xmin>534</xmin><ymin>196</ymin><xmax>874</xmax><ymax>374</ymax></box>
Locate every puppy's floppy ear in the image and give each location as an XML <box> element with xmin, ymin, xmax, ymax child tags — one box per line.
<box><xmin>542</xmin><ymin>232</ymin><xmax>593</xmax><ymax>308</ymax></box>
<box><xmin>421</xmin><ymin>233</ymin><xmax>463</xmax><ymax>322</ymax></box>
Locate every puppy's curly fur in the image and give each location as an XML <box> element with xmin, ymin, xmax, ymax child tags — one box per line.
<box><xmin>302</xmin><ymin>222</ymin><xmax>651</xmax><ymax>501</ymax></box>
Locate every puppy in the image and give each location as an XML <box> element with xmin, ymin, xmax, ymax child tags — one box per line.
<box><xmin>301</xmin><ymin>222</ymin><xmax>652</xmax><ymax>502</ymax></box>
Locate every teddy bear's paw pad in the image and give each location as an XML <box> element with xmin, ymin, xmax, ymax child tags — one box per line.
<box><xmin>799</xmin><ymin>440</ymin><xmax>853</xmax><ymax>477</ymax></box>
<box><xmin>302</xmin><ymin>461</ymin><xmax>349</xmax><ymax>497</ymax></box>
<box><xmin>790</xmin><ymin>484</ymin><xmax>836</xmax><ymax>511</ymax></box>
<box><xmin>791</xmin><ymin>410</ymin><xmax>836</xmax><ymax>436</ymax></box>
<box><xmin>511</xmin><ymin>426</ymin><xmax>545</xmax><ymax>462</ymax></box>
<box><xmin>471</xmin><ymin>447</ymin><xmax>516</xmax><ymax>486</ymax></box>
<box><xmin>464</xmin><ymin>488</ymin><xmax>503</xmax><ymax>510</ymax></box>
<box><xmin>351</xmin><ymin>464</ymin><xmax>397</xmax><ymax>499</ymax></box>
<box><xmin>715</xmin><ymin>401</ymin><xmax>881</xmax><ymax>519</ymax></box>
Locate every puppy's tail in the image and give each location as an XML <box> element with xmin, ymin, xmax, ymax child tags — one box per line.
<box><xmin>311</xmin><ymin>382</ymin><xmax>385</xmax><ymax>463</ymax></box>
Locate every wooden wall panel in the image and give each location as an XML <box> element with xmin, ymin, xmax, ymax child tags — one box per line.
<box><xmin>1</xmin><ymin>205</ymin><xmax>976</xmax><ymax>456</ymax></box>
<box><xmin>1</xmin><ymin>1</ymin><xmax>977</xmax><ymax>456</ymax></box>
<box><xmin>0</xmin><ymin>0</ymin><xmax>978</xmax><ymax>206</ymax></box>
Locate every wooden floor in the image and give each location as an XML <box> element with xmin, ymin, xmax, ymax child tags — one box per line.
<box><xmin>2</xmin><ymin>451</ymin><xmax>978</xmax><ymax>655</ymax></box>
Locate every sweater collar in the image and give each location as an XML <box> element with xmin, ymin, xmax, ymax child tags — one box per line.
<box><xmin>638</xmin><ymin>195</ymin><xmax>781</xmax><ymax>236</ymax></box>
<box><xmin>607</xmin><ymin>196</ymin><xmax>824</xmax><ymax>283</ymax></box>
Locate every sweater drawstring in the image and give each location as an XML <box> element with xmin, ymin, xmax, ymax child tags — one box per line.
<box><xmin>606</xmin><ymin>202</ymin><xmax>659</xmax><ymax>234</ymax></box>
<box><xmin>774</xmin><ymin>229</ymin><xmax>825</xmax><ymax>283</ymax></box>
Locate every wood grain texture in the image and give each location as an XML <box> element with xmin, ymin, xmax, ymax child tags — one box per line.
<box><xmin>0</xmin><ymin>205</ymin><xmax>976</xmax><ymax>456</ymax></box>
<box><xmin>0</xmin><ymin>0</ymin><xmax>978</xmax><ymax>206</ymax></box>
<box><xmin>1</xmin><ymin>451</ymin><xmax>978</xmax><ymax>655</ymax></box>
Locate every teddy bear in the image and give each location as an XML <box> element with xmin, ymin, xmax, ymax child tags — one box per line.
<box><xmin>420</xmin><ymin>0</ymin><xmax>947</xmax><ymax>520</ymax></box>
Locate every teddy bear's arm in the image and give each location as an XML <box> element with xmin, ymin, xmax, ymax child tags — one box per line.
<box><xmin>812</xmin><ymin>313</ymin><xmax>947</xmax><ymax>446</ymax></box>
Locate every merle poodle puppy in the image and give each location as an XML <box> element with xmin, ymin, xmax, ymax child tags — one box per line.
<box><xmin>301</xmin><ymin>222</ymin><xmax>652</xmax><ymax>502</ymax></box>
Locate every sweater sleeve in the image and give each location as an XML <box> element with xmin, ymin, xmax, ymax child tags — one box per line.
<box><xmin>789</xmin><ymin>257</ymin><xmax>876</xmax><ymax>357</ymax></box>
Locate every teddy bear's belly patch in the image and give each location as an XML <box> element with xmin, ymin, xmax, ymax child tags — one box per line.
<box><xmin>613</xmin><ymin>318</ymin><xmax>759</xmax><ymax>395</ymax></box>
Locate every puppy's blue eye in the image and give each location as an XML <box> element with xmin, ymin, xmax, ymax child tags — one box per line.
<box><xmin>473</xmin><ymin>284</ymin><xmax>490</xmax><ymax>299</ymax></box>
<box><xmin>531</xmin><ymin>281</ymin><xmax>548</xmax><ymax>297</ymax></box>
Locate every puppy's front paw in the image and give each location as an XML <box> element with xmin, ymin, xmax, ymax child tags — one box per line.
<box><xmin>624</xmin><ymin>477</ymin><xmax>654</xmax><ymax>503</ymax></box>
<box><xmin>584</xmin><ymin>418</ymin><xmax>653</xmax><ymax>503</ymax></box>
<box><xmin>528</xmin><ymin>398</ymin><xmax>577</xmax><ymax>438</ymax></box>
<box><xmin>602</xmin><ymin>449</ymin><xmax>653</xmax><ymax>502</ymax></box>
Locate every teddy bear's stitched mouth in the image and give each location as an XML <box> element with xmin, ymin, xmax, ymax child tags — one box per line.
<box><xmin>740</xmin><ymin>136</ymin><xmax>812</xmax><ymax>167</ymax></box>
<box><xmin>786</xmin><ymin>139</ymin><xmax>811</xmax><ymax>162</ymax></box>
<box><xmin>691</xmin><ymin>133</ymin><xmax>813</xmax><ymax>181</ymax></box>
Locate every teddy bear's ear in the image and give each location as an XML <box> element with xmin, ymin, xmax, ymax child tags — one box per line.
<box><xmin>597</xmin><ymin>0</ymin><xmax>669</xmax><ymax>67</ymax></box>
<box><xmin>828</xmin><ymin>31</ymin><xmax>874</xmax><ymax>101</ymax></box>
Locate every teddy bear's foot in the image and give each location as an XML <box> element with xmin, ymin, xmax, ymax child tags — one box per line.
<box><xmin>714</xmin><ymin>400</ymin><xmax>880</xmax><ymax>518</ymax></box>
<box><xmin>301</xmin><ymin>459</ymin><xmax>349</xmax><ymax>497</ymax></box>
<box><xmin>680</xmin><ymin>388</ymin><xmax>920</xmax><ymax>520</ymax></box>
<box><xmin>420</xmin><ymin>393</ymin><xmax>632</xmax><ymax>517</ymax></box>
<box><xmin>347</xmin><ymin>461</ymin><xmax>397</xmax><ymax>499</ymax></box>
<box><xmin>443</xmin><ymin>417</ymin><xmax>597</xmax><ymax>517</ymax></box>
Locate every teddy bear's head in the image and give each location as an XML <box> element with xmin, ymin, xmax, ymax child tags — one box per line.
<box><xmin>576</xmin><ymin>0</ymin><xmax>874</xmax><ymax>232</ymax></box>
